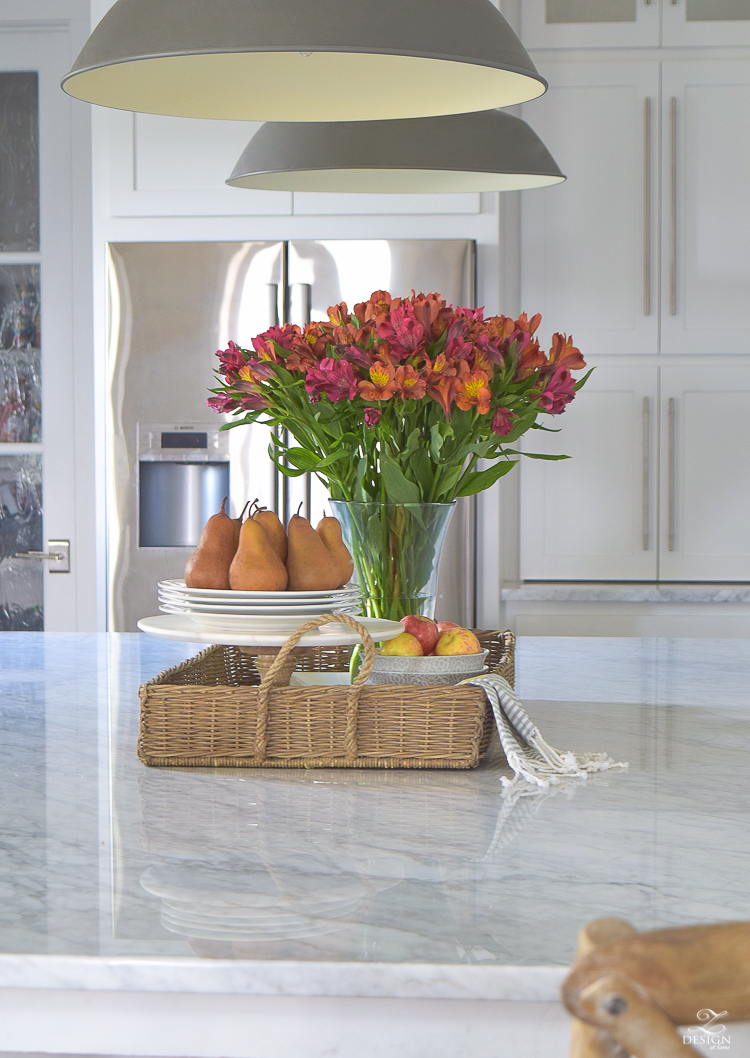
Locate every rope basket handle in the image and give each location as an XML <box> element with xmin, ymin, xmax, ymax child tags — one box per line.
<box><xmin>256</xmin><ymin>613</ymin><xmax>377</xmax><ymax>762</ymax></box>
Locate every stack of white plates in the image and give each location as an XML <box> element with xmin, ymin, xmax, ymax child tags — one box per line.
<box><xmin>157</xmin><ymin>579</ymin><xmax>362</xmax><ymax>634</ymax></box>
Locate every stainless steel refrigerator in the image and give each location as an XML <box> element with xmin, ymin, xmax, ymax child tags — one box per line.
<box><xmin>108</xmin><ymin>240</ymin><xmax>477</xmax><ymax>631</ymax></box>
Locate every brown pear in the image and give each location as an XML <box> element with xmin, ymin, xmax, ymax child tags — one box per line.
<box><xmin>253</xmin><ymin>507</ymin><xmax>287</xmax><ymax>563</ymax></box>
<box><xmin>316</xmin><ymin>513</ymin><xmax>353</xmax><ymax>587</ymax></box>
<box><xmin>286</xmin><ymin>511</ymin><xmax>344</xmax><ymax>591</ymax></box>
<box><xmin>229</xmin><ymin>517</ymin><xmax>288</xmax><ymax>591</ymax></box>
<box><xmin>184</xmin><ymin>497</ymin><xmax>239</xmax><ymax>589</ymax></box>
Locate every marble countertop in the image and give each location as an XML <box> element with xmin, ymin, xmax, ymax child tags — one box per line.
<box><xmin>1</xmin><ymin>633</ymin><xmax>749</xmax><ymax>1002</ymax></box>
<box><xmin>501</xmin><ymin>581</ymin><xmax>750</xmax><ymax>602</ymax></box>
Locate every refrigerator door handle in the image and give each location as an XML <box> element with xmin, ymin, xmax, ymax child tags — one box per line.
<box><xmin>266</xmin><ymin>283</ymin><xmax>280</xmax><ymax>327</ymax></box>
<box><xmin>290</xmin><ymin>283</ymin><xmax>312</xmax><ymax>327</ymax></box>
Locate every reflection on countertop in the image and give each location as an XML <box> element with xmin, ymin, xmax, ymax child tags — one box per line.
<box><xmin>1</xmin><ymin>633</ymin><xmax>749</xmax><ymax>999</ymax></box>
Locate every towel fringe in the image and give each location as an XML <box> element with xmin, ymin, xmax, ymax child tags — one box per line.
<box><xmin>462</xmin><ymin>673</ymin><xmax>628</xmax><ymax>790</ymax></box>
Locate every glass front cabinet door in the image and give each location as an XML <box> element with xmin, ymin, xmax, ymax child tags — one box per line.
<box><xmin>663</xmin><ymin>0</ymin><xmax>750</xmax><ymax>47</ymax></box>
<box><xmin>1</xmin><ymin>26</ymin><xmax>83</xmax><ymax>632</ymax></box>
<box><xmin>521</xmin><ymin>0</ymin><xmax>660</xmax><ymax>49</ymax></box>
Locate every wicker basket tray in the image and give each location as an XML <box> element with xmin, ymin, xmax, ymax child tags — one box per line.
<box><xmin>138</xmin><ymin>615</ymin><xmax>515</xmax><ymax>770</ymax></box>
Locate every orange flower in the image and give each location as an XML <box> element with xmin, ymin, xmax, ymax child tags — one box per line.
<box><xmin>237</xmin><ymin>364</ymin><xmax>260</xmax><ymax>384</ymax></box>
<box><xmin>358</xmin><ymin>360</ymin><xmax>399</xmax><ymax>402</ymax></box>
<box><xmin>517</xmin><ymin>312</ymin><xmax>542</xmax><ymax>337</ymax></box>
<box><xmin>410</xmin><ymin>292</ymin><xmax>448</xmax><ymax>340</ymax></box>
<box><xmin>473</xmin><ymin>347</ymin><xmax>495</xmax><ymax>376</ymax></box>
<box><xmin>548</xmin><ymin>333</ymin><xmax>586</xmax><ymax>372</ymax></box>
<box><xmin>353</xmin><ymin>290</ymin><xmax>401</xmax><ymax>325</ymax></box>
<box><xmin>327</xmin><ymin>301</ymin><xmax>351</xmax><ymax>327</ymax></box>
<box><xmin>514</xmin><ymin>338</ymin><xmax>547</xmax><ymax>380</ymax></box>
<box><xmin>425</xmin><ymin>352</ymin><xmax>457</xmax><ymax>386</ymax></box>
<box><xmin>455</xmin><ymin>369</ymin><xmax>492</xmax><ymax>414</ymax></box>
<box><xmin>395</xmin><ymin>364</ymin><xmax>427</xmax><ymax>400</ymax></box>
<box><xmin>427</xmin><ymin>374</ymin><xmax>460</xmax><ymax>417</ymax></box>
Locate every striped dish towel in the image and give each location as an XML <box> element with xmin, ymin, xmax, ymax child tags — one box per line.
<box><xmin>462</xmin><ymin>672</ymin><xmax>628</xmax><ymax>790</ymax></box>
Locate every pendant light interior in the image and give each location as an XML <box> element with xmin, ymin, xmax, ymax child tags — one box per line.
<box><xmin>63</xmin><ymin>52</ymin><xmax>546</xmax><ymax>122</ymax></box>
<box><xmin>61</xmin><ymin>0</ymin><xmax>547</xmax><ymax>121</ymax></box>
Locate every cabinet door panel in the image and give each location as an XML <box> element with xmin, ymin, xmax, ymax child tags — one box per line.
<box><xmin>660</xmin><ymin>367</ymin><xmax>750</xmax><ymax>581</ymax></box>
<box><xmin>661</xmin><ymin>62</ymin><xmax>750</xmax><ymax>354</ymax></box>
<box><xmin>521</xmin><ymin>0</ymin><xmax>659</xmax><ymax>47</ymax></box>
<box><xmin>663</xmin><ymin>0</ymin><xmax>750</xmax><ymax>47</ymax></box>
<box><xmin>520</xmin><ymin>364</ymin><xmax>658</xmax><ymax>581</ymax></box>
<box><xmin>521</xmin><ymin>62</ymin><xmax>659</xmax><ymax>357</ymax></box>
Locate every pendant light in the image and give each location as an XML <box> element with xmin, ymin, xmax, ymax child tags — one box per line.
<box><xmin>226</xmin><ymin>110</ymin><xmax>565</xmax><ymax>194</ymax></box>
<box><xmin>61</xmin><ymin>0</ymin><xmax>547</xmax><ymax>122</ymax></box>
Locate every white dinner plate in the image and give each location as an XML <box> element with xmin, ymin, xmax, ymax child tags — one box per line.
<box><xmin>137</xmin><ymin>613</ymin><xmax>403</xmax><ymax>648</ymax></box>
<box><xmin>158</xmin><ymin>590</ymin><xmax>360</xmax><ymax>609</ymax></box>
<box><xmin>158</xmin><ymin>579</ymin><xmax>360</xmax><ymax>601</ymax></box>
<box><xmin>158</xmin><ymin>601</ymin><xmax>361</xmax><ymax>617</ymax></box>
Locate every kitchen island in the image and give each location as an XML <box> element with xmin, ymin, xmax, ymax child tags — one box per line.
<box><xmin>1</xmin><ymin>633</ymin><xmax>749</xmax><ymax>1057</ymax></box>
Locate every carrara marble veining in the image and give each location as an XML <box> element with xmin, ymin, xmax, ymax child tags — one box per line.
<box><xmin>1</xmin><ymin>632</ymin><xmax>749</xmax><ymax>1013</ymax></box>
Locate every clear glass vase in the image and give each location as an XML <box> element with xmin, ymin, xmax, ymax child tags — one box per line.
<box><xmin>329</xmin><ymin>501</ymin><xmax>456</xmax><ymax>622</ymax></box>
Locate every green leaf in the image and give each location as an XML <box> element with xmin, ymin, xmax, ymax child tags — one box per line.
<box><xmin>429</xmin><ymin>422</ymin><xmax>446</xmax><ymax>462</ymax></box>
<box><xmin>455</xmin><ymin>460</ymin><xmax>519</xmax><ymax>497</ymax></box>
<box><xmin>285</xmin><ymin>448</ymin><xmax>319</xmax><ymax>471</ymax></box>
<box><xmin>380</xmin><ymin>454</ymin><xmax>422</xmax><ymax>504</ymax></box>
<box><xmin>410</xmin><ymin>448</ymin><xmax>433</xmax><ymax>498</ymax></box>
<box><xmin>522</xmin><ymin>452</ymin><xmax>571</xmax><ymax>460</ymax></box>
<box><xmin>574</xmin><ymin>367</ymin><xmax>595</xmax><ymax>391</ymax></box>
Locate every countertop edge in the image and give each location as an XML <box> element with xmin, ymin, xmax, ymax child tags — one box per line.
<box><xmin>0</xmin><ymin>955</ymin><xmax>568</xmax><ymax>1001</ymax></box>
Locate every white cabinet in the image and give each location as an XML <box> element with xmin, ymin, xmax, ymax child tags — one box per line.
<box><xmin>521</xmin><ymin>0</ymin><xmax>750</xmax><ymax>49</ymax></box>
<box><xmin>520</xmin><ymin>364</ymin><xmax>658</xmax><ymax>581</ymax></box>
<box><xmin>662</xmin><ymin>0</ymin><xmax>750</xmax><ymax>48</ymax></box>
<box><xmin>661</xmin><ymin>60</ymin><xmax>750</xmax><ymax>356</ymax></box>
<box><xmin>521</xmin><ymin>0</ymin><xmax>659</xmax><ymax>49</ymax></box>
<box><xmin>521</xmin><ymin>61</ymin><xmax>659</xmax><ymax>357</ymax></box>
<box><xmin>659</xmin><ymin>366</ymin><xmax>750</xmax><ymax>581</ymax></box>
<box><xmin>521</xmin><ymin>363</ymin><xmax>750</xmax><ymax>582</ymax></box>
<box><xmin>522</xmin><ymin>59</ymin><xmax>750</xmax><ymax>360</ymax></box>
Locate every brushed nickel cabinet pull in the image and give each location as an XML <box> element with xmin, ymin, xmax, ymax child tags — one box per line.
<box><xmin>668</xmin><ymin>398</ymin><xmax>676</xmax><ymax>551</ymax></box>
<box><xmin>670</xmin><ymin>97</ymin><xmax>678</xmax><ymax>316</ymax></box>
<box><xmin>643</xmin><ymin>97</ymin><xmax>652</xmax><ymax>317</ymax></box>
<box><xmin>14</xmin><ymin>540</ymin><xmax>70</xmax><ymax>573</ymax></box>
<box><xmin>642</xmin><ymin>397</ymin><xmax>650</xmax><ymax>550</ymax></box>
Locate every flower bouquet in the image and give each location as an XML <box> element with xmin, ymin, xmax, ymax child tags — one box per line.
<box><xmin>208</xmin><ymin>290</ymin><xmax>589</xmax><ymax>620</ymax></box>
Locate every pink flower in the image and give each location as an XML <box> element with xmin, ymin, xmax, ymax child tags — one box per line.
<box><xmin>207</xmin><ymin>393</ymin><xmax>241</xmax><ymax>413</ymax></box>
<box><xmin>256</xmin><ymin>324</ymin><xmax>303</xmax><ymax>353</ymax></box>
<box><xmin>239</xmin><ymin>392</ymin><xmax>268</xmax><ymax>411</ymax></box>
<box><xmin>491</xmin><ymin>407</ymin><xmax>517</xmax><ymax>436</ymax></box>
<box><xmin>342</xmin><ymin>344</ymin><xmax>372</xmax><ymax>372</ymax></box>
<box><xmin>216</xmin><ymin>340</ymin><xmax>246</xmax><ymax>381</ymax></box>
<box><xmin>444</xmin><ymin>319</ymin><xmax>474</xmax><ymax>361</ymax></box>
<box><xmin>377</xmin><ymin>304</ymin><xmax>425</xmax><ymax>359</ymax></box>
<box><xmin>305</xmin><ymin>357</ymin><xmax>358</xmax><ymax>403</ymax></box>
<box><xmin>538</xmin><ymin>363</ymin><xmax>576</xmax><ymax>414</ymax></box>
<box><xmin>364</xmin><ymin>407</ymin><xmax>382</xmax><ymax>428</ymax></box>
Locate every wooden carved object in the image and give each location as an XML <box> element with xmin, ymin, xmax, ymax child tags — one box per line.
<box><xmin>564</xmin><ymin>919</ymin><xmax>750</xmax><ymax>1058</ymax></box>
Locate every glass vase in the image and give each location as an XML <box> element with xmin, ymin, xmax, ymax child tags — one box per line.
<box><xmin>329</xmin><ymin>501</ymin><xmax>456</xmax><ymax>622</ymax></box>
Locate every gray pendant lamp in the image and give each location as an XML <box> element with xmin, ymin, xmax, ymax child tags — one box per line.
<box><xmin>61</xmin><ymin>0</ymin><xmax>546</xmax><ymax>122</ymax></box>
<box><xmin>226</xmin><ymin>110</ymin><xmax>566</xmax><ymax>194</ymax></box>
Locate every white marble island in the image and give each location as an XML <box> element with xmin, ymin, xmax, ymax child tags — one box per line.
<box><xmin>1</xmin><ymin>634</ymin><xmax>749</xmax><ymax>1057</ymax></box>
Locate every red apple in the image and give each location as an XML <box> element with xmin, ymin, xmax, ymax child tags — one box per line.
<box><xmin>435</xmin><ymin>627</ymin><xmax>482</xmax><ymax>656</ymax></box>
<box><xmin>380</xmin><ymin>632</ymin><xmax>424</xmax><ymax>657</ymax></box>
<box><xmin>437</xmin><ymin>621</ymin><xmax>460</xmax><ymax>634</ymax></box>
<box><xmin>400</xmin><ymin>615</ymin><xmax>439</xmax><ymax>655</ymax></box>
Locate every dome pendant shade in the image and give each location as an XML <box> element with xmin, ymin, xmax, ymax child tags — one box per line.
<box><xmin>61</xmin><ymin>0</ymin><xmax>547</xmax><ymax>121</ymax></box>
<box><xmin>226</xmin><ymin>111</ymin><xmax>566</xmax><ymax>194</ymax></box>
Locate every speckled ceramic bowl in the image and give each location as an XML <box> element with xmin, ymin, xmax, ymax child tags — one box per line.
<box><xmin>366</xmin><ymin>649</ymin><xmax>489</xmax><ymax>686</ymax></box>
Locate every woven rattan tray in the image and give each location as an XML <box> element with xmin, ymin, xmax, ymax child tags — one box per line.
<box><xmin>138</xmin><ymin>615</ymin><xmax>514</xmax><ymax>770</ymax></box>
